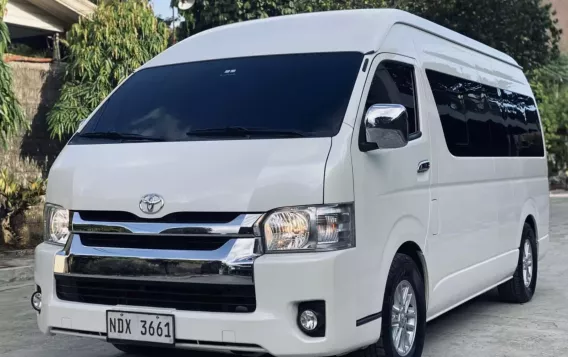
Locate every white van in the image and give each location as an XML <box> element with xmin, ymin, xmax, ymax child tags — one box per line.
<box><xmin>33</xmin><ymin>9</ymin><xmax>550</xmax><ymax>357</ymax></box>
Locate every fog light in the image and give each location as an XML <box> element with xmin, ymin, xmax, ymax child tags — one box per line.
<box><xmin>297</xmin><ymin>301</ymin><xmax>325</xmax><ymax>337</ymax></box>
<box><xmin>31</xmin><ymin>292</ymin><xmax>42</xmax><ymax>312</ymax></box>
<box><xmin>299</xmin><ymin>310</ymin><xmax>318</xmax><ymax>331</ymax></box>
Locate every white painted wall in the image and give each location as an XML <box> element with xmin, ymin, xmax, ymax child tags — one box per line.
<box><xmin>5</xmin><ymin>0</ymin><xmax>65</xmax><ymax>33</ymax></box>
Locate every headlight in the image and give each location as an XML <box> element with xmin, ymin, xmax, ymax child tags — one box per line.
<box><xmin>261</xmin><ymin>204</ymin><xmax>354</xmax><ymax>252</ymax></box>
<box><xmin>44</xmin><ymin>204</ymin><xmax>70</xmax><ymax>245</ymax></box>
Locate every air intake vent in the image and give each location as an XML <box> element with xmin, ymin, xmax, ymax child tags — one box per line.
<box><xmin>55</xmin><ymin>275</ymin><xmax>256</xmax><ymax>313</ymax></box>
<box><xmin>79</xmin><ymin>233</ymin><xmax>232</xmax><ymax>250</ymax></box>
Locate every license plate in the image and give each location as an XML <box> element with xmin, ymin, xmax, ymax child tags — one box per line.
<box><xmin>107</xmin><ymin>311</ymin><xmax>175</xmax><ymax>345</ymax></box>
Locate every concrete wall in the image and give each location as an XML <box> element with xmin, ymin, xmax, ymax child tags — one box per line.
<box><xmin>3</xmin><ymin>61</ymin><xmax>65</xmax><ymax>179</ymax></box>
<box><xmin>1</xmin><ymin>61</ymin><xmax>65</xmax><ymax>246</ymax></box>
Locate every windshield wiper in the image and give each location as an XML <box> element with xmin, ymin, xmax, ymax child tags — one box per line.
<box><xmin>77</xmin><ymin>131</ymin><xmax>166</xmax><ymax>142</ymax></box>
<box><xmin>186</xmin><ymin>126</ymin><xmax>306</xmax><ymax>138</ymax></box>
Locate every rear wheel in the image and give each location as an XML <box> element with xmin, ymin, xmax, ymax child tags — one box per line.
<box><xmin>355</xmin><ymin>253</ymin><xmax>426</xmax><ymax>357</ymax></box>
<box><xmin>498</xmin><ymin>222</ymin><xmax>538</xmax><ymax>303</ymax></box>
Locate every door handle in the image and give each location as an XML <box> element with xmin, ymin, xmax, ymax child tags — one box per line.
<box><xmin>418</xmin><ymin>161</ymin><xmax>430</xmax><ymax>173</ymax></box>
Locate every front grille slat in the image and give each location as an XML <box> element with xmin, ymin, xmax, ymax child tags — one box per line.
<box><xmin>79</xmin><ymin>233</ymin><xmax>231</xmax><ymax>250</ymax></box>
<box><xmin>57</xmin><ymin>289</ymin><xmax>256</xmax><ymax>304</ymax></box>
<box><xmin>56</xmin><ymin>275</ymin><xmax>256</xmax><ymax>313</ymax></box>
<box><xmin>56</xmin><ymin>283</ymin><xmax>254</xmax><ymax>299</ymax></box>
<box><xmin>77</xmin><ymin>211</ymin><xmax>241</xmax><ymax>224</ymax></box>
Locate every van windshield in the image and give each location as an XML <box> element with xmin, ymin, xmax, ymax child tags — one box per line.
<box><xmin>72</xmin><ymin>52</ymin><xmax>364</xmax><ymax>144</ymax></box>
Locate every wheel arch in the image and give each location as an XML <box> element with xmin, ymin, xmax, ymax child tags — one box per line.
<box><xmin>397</xmin><ymin>241</ymin><xmax>429</xmax><ymax>306</ymax></box>
<box><xmin>519</xmin><ymin>199</ymin><xmax>539</xmax><ymax>248</ymax></box>
<box><xmin>525</xmin><ymin>214</ymin><xmax>537</xmax><ymax>238</ymax></box>
<box><xmin>376</xmin><ymin>213</ymin><xmax>428</xmax><ymax>310</ymax></box>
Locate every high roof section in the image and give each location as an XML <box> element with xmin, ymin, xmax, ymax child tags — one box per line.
<box><xmin>144</xmin><ymin>9</ymin><xmax>519</xmax><ymax>69</ymax></box>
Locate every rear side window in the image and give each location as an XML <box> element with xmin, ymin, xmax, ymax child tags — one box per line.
<box><xmin>72</xmin><ymin>52</ymin><xmax>364</xmax><ymax>144</ymax></box>
<box><xmin>426</xmin><ymin>70</ymin><xmax>544</xmax><ymax>157</ymax></box>
<box><xmin>365</xmin><ymin>61</ymin><xmax>419</xmax><ymax>135</ymax></box>
<box><xmin>428</xmin><ymin>73</ymin><xmax>468</xmax><ymax>155</ymax></box>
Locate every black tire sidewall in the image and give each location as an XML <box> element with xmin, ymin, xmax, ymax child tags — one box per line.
<box><xmin>381</xmin><ymin>254</ymin><xmax>426</xmax><ymax>357</ymax></box>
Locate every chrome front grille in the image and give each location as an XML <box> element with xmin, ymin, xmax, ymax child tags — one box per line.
<box><xmin>71</xmin><ymin>211</ymin><xmax>262</xmax><ymax>236</ymax></box>
<box><xmin>54</xmin><ymin>210</ymin><xmax>264</xmax><ymax>313</ymax></box>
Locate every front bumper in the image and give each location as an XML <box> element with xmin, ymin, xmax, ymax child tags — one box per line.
<box><xmin>35</xmin><ymin>243</ymin><xmax>380</xmax><ymax>356</ymax></box>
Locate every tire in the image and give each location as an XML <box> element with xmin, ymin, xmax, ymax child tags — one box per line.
<box><xmin>112</xmin><ymin>344</ymin><xmax>169</xmax><ymax>356</ymax></box>
<box><xmin>355</xmin><ymin>253</ymin><xmax>426</xmax><ymax>357</ymax></box>
<box><xmin>498</xmin><ymin>222</ymin><xmax>538</xmax><ymax>303</ymax></box>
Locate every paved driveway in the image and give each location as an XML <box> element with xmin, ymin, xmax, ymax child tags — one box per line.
<box><xmin>2</xmin><ymin>198</ymin><xmax>568</xmax><ymax>357</ymax></box>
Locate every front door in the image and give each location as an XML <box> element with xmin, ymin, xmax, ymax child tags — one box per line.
<box><xmin>350</xmin><ymin>53</ymin><xmax>432</xmax><ymax>319</ymax></box>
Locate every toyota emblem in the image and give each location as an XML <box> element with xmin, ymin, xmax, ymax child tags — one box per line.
<box><xmin>139</xmin><ymin>194</ymin><xmax>164</xmax><ymax>214</ymax></box>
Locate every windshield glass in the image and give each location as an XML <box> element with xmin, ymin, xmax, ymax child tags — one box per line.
<box><xmin>72</xmin><ymin>52</ymin><xmax>364</xmax><ymax>144</ymax></box>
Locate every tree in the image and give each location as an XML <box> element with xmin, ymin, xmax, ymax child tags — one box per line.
<box><xmin>176</xmin><ymin>0</ymin><xmax>560</xmax><ymax>71</ymax></box>
<box><xmin>395</xmin><ymin>0</ymin><xmax>561</xmax><ymax>70</ymax></box>
<box><xmin>529</xmin><ymin>55</ymin><xmax>568</xmax><ymax>175</ymax></box>
<box><xmin>0</xmin><ymin>0</ymin><xmax>27</xmax><ymax>147</ymax></box>
<box><xmin>47</xmin><ymin>0</ymin><xmax>169</xmax><ymax>139</ymax></box>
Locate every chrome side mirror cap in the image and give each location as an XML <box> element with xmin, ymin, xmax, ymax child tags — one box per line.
<box><xmin>362</xmin><ymin>104</ymin><xmax>409</xmax><ymax>151</ymax></box>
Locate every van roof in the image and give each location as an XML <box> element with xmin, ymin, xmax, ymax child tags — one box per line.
<box><xmin>143</xmin><ymin>9</ymin><xmax>520</xmax><ymax>69</ymax></box>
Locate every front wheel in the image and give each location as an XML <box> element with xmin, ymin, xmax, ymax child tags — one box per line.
<box><xmin>355</xmin><ymin>253</ymin><xmax>426</xmax><ymax>357</ymax></box>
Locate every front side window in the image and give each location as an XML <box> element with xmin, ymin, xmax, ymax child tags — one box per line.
<box><xmin>71</xmin><ymin>52</ymin><xmax>364</xmax><ymax>144</ymax></box>
<box><xmin>364</xmin><ymin>61</ymin><xmax>419</xmax><ymax>135</ymax></box>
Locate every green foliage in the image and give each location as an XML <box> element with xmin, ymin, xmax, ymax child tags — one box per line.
<box><xmin>48</xmin><ymin>0</ymin><xmax>169</xmax><ymax>140</ymax></box>
<box><xmin>396</xmin><ymin>0</ymin><xmax>561</xmax><ymax>70</ymax></box>
<box><xmin>0</xmin><ymin>169</ymin><xmax>46</xmax><ymax>246</ymax></box>
<box><xmin>529</xmin><ymin>56</ymin><xmax>568</xmax><ymax>175</ymax></box>
<box><xmin>0</xmin><ymin>0</ymin><xmax>28</xmax><ymax>148</ymax></box>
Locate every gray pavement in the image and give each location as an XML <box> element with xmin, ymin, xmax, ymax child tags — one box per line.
<box><xmin>1</xmin><ymin>198</ymin><xmax>568</xmax><ymax>357</ymax></box>
<box><xmin>0</xmin><ymin>251</ymin><xmax>34</xmax><ymax>284</ymax></box>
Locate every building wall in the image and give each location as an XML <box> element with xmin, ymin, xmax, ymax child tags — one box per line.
<box><xmin>0</xmin><ymin>61</ymin><xmax>65</xmax><ymax>246</ymax></box>
<box><xmin>550</xmin><ymin>0</ymin><xmax>568</xmax><ymax>52</ymax></box>
<box><xmin>5</xmin><ymin>0</ymin><xmax>65</xmax><ymax>33</ymax></box>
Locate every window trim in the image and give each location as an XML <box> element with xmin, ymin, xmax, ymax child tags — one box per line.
<box><xmin>408</xmin><ymin>63</ymin><xmax>421</xmax><ymax>138</ymax></box>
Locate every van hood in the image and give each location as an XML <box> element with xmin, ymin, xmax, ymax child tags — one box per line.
<box><xmin>47</xmin><ymin>138</ymin><xmax>331</xmax><ymax>215</ymax></box>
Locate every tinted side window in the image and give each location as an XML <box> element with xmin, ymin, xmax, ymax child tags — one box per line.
<box><xmin>426</xmin><ymin>70</ymin><xmax>544</xmax><ymax>158</ymax></box>
<box><xmin>463</xmin><ymin>81</ymin><xmax>491</xmax><ymax>156</ymax></box>
<box><xmin>426</xmin><ymin>70</ymin><xmax>468</xmax><ymax>156</ymax></box>
<box><xmin>521</xmin><ymin>98</ymin><xmax>545</xmax><ymax>157</ymax></box>
<box><xmin>502</xmin><ymin>90</ymin><xmax>528</xmax><ymax>157</ymax></box>
<box><xmin>365</xmin><ymin>61</ymin><xmax>419</xmax><ymax>135</ymax></box>
<box><xmin>485</xmin><ymin>86</ymin><xmax>509</xmax><ymax>156</ymax></box>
